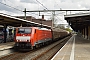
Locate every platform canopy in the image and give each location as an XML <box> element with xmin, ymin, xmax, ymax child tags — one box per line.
<box><xmin>0</xmin><ymin>13</ymin><xmax>51</xmax><ymax>29</ymax></box>
<box><xmin>64</xmin><ymin>13</ymin><xmax>90</xmax><ymax>31</ymax></box>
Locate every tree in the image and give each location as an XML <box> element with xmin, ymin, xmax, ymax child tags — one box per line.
<box><xmin>65</xmin><ymin>28</ymin><xmax>72</xmax><ymax>32</ymax></box>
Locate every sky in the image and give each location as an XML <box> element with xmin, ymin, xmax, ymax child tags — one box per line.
<box><xmin>0</xmin><ymin>0</ymin><xmax>90</xmax><ymax>24</ymax></box>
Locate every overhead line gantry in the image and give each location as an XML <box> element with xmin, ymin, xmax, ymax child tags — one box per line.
<box><xmin>23</xmin><ymin>9</ymin><xmax>90</xmax><ymax>28</ymax></box>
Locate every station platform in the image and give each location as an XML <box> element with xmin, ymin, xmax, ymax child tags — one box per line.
<box><xmin>51</xmin><ymin>34</ymin><xmax>90</xmax><ymax>60</ymax></box>
<box><xmin>0</xmin><ymin>42</ymin><xmax>15</xmax><ymax>51</ymax></box>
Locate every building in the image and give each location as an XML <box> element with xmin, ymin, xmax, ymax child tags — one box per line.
<box><xmin>15</xmin><ymin>15</ymin><xmax>52</xmax><ymax>27</ymax></box>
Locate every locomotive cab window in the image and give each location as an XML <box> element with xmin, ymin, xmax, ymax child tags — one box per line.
<box><xmin>18</xmin><ymin>28</ymin><xmax>32</xmax><ymax>34</ymax></box>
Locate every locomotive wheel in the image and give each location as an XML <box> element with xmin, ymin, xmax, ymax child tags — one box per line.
<box><xmin>31</xmin><ymin>46</ymin><xmax>36</xmax><ymax>50</ymax></box>
<box><xmin>35</xmin><ymin>44</ymin><xmax>38</xmax><ymax>48</ymax></box>
<box><xmin>31</xmin><ymin>46</ymin><xmax>34</xmax><ymax>50</ymax></box>
<box><xmin>42</xmin><ymin>43</ymin><xmax>44</xmax><ymax>45</ymax></box>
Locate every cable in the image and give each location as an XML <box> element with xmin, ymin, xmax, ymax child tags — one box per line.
<box><xmin>7</xmin><ymin>0</ymin><xmax>39</xmax><ymax>16</ymax></box>
<box><xmin>0</xmin><ymin>1</ymin><xmax>23</xmax><ymax>12</ymax></box>
<box><xmin>0</xmin><ymin>1</ymin><xmax>39</xmax><ymax>16</ymax></box>
<box><xmin>0</xmin><ymin>0</ymin><xmax>63</xmax><ymax>21</ymax></box>
<box><xmin>35</xmin><ymin>0</ymin><xmax>48</xmax><ymax>10</ymax></box>
<box><xmin>35</xmin><ymin>0</ymin><xmax>63</xmax><ymax>22</ymax></box>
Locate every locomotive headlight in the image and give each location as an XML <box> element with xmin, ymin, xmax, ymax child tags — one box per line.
<box><xmin>19</xmin><ymin>40</ymin><xmax>21</xmax><ymax>41</ymax></box>
<box><xmin>16</xmin><ymin>40</ymin><xmax>19</xmax><ymax>42</ymax></box>
<box><xmin>17</xmin><ymin>40</ymin><xmax>21</xmax><ymax>42</ymax></box>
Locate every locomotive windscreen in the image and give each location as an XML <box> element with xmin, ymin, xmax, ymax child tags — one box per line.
<box><xmin>18</xmin><ymin>28</ymin><xmax>32</xmax><ymax>34</ymax></box>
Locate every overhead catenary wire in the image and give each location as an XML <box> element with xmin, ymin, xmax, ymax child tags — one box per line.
<box><xmin>35</xmin><ymin>0</ymin><xmax>66</xmax><ymax>22</ymax></box>
<box><xmin>35</xmin><ymin>0</ymin><xmax>48</xmax><ymax>10</ymax></box>
<box><xmin>0</xmin><ymin>1</ymin><xmax>22</xmax><ymax>12</ymax></box>
<box><xmin>35</xmin><ymin>0</ymin><xmax>64</xmax><ymax>26</ymax></box>
<box><xmin>0</xmin><ymin>0</ymin><xmax>64</xmax><ymax>21</ymax></box>
<box><xmin>0</xmin><ymin>1</ymin><xmax>38</xmax><ymax>16</ymax></box>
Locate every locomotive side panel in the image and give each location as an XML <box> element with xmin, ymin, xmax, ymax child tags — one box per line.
<box><xmin>34</xmin><ymin>29</ymin><xmax>52</xmax><ymax>45</ymax></box>
<box><xmin>32</xmin><ymin>29</ymin><xmax>38</xmax><ymax>46</ymax></box>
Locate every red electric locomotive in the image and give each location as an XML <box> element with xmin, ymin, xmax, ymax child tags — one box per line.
<box><xmin>14</xmin><ymin>27</ymin><xmax>52</xmax><ymax>50</ymax></box>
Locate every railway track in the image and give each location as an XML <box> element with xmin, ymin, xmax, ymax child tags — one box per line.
<box><xmin>31</xmin><ymin>36</ymin><xmax>71</xmax><ymax>60</ymax></box>
<box><xmin>0</xmin><ymin>35</ymin><xmax>71</xmax><ymax>60</ymax></box>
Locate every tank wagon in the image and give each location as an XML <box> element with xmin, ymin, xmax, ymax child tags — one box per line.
<box><xmin>14</xmin><ymin>27</ymin><xmax>69</xmax><ymax>50</ymax></box>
